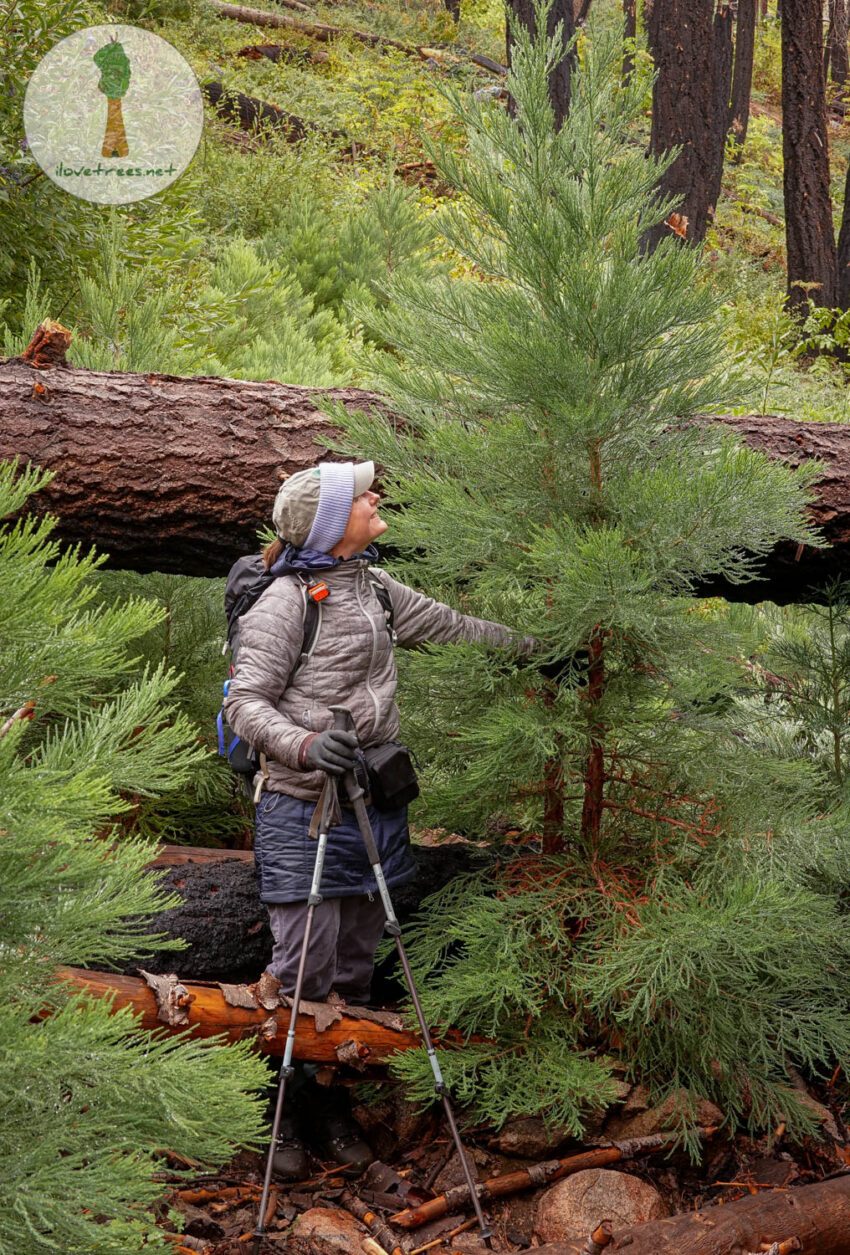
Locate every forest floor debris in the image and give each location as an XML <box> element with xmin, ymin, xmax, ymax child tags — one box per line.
<box><xmin>157</xmin><ymin>1074</ymin><xmax>850</xmax><ymax>1254</ymax></box>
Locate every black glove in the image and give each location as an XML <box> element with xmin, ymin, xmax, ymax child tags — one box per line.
<box><xmin>305</xmin><ymin>728</ymin><xmax>359</xmax><ymax>775</ymax></box>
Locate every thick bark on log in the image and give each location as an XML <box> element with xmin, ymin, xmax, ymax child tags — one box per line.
<box><xmin>646</xmin><ymin>0</ymin><xmax>717</xmax><ymax>248</ymax></box>
<box><xmin>532</xmin><ymin>1170</ymin><xmax>850</xmax><ymax>1255</ymax></box>
<box><xmin>506</xmin><ymin>0</ymin><xmax>575</xmax><ymax>129</ymax></box>
<box><xmin>730</xmin><ymin>0</ymin><xmax>757</xmax><ymax>151</ymax></box>
<box><xmin>781</xmin><ymin>0</ymin><xmax>837</xmax><ymax>309</ymax></box>
<box><xmin>57</xmin><ymin>966</ymin><xmax>425</xmax><ymax>1061</ymax></box>
<box><xmin>103</xmin><ymin>842</ymin><xmax>490</xmax><ymax>985</ymax></box>
<box><xmin>0</xmin><ymin>359</ymin><xmax>384</xmax><ymax>575</ymax></box>
<box><xmin>4</xmin><ymin>357</ymin><xmax>850</xmax><ymax>603</ymax></box>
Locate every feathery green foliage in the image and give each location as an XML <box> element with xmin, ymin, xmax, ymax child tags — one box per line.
<box><xmin>336</xmin><ymin>12</ymin><xmax>847</xmax><ymax>1148</ymax></box>
<box><xmin>0</xmin><ymin>461</ymin><xmax>267</xmax><ymax>1253</ymax></box>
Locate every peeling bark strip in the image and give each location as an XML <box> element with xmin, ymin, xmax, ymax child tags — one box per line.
<box><xmin>4</xmin><ymin>355</ymin><xmax>850</xmax><ymax>602</ymax></box>
<box><xmin>531</xmin><ymin>1171</ymin><xmax>850</xmax><ymax>1255</ymax></box>
<box><xmin>57</xmin><ymin>967</ymin><xmax>426</xmax><ymax>1059</ymax></box>
<box><xmin>138</xmin><ymin>970</ymin><xmax>195</xmax><ymax>1026</ymax></box>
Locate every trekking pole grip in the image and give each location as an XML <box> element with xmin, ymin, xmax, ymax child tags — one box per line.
<box><xmin>329</xmin><ymin>704</ymin><xmax>355</xmax><ymax>736</ymax></box>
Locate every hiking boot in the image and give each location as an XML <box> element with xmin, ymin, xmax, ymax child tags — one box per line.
<box><xmin>311</xmin><ymin>1088</ymin><xmax>374</xmax><ymax>1176</ymax></box>
<box><xmin>271</xmin><ymin>1113</ymin><xmax>308</xmax><ymax>1181</ymax></box>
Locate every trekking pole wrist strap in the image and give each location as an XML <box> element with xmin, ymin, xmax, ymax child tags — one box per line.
<box><xmin>298</xmin><ymin>732</ymin><xmax>318</xmax><ymax>769</ymax></box>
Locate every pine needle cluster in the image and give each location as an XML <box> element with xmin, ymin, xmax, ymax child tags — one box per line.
<box><xmin>334</xmin><ymin>12</ymin><xmax>848</xmax><ymax>1147</ymax></box>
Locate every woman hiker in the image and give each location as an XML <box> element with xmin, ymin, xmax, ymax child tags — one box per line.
<box><xmin>224</xmin><ymin>460</ymin><xmax>527</xmax><ymax>1180</ymax></box>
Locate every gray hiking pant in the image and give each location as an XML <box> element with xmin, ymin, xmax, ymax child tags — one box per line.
<box><xmin>266</xmin><ymin>894</ymin><xmax>387</xmax><ymax>1005</ymax></box>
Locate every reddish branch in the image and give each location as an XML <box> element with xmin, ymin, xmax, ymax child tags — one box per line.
<box><xmin>579</xmin><ymin>630</ymin><xmax>607</xmax><ymax>850</ymax></box>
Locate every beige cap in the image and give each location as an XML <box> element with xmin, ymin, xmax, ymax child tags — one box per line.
<box><xmin>272</xmin><ymin>461</ymin><xmax>375</xmax><ymax>550</ymax></box>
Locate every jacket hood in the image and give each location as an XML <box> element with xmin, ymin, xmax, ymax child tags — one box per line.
<box><xmin>269</xmin><ymin>543</ymin><xmax>380</xmax><ymax>577</ymax></box>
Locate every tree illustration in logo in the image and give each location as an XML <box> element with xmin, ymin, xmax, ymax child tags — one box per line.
<box><xmin>93</xmin><ymin>38</ymin><xmax>131</xmax><ymax>158</ymax></box>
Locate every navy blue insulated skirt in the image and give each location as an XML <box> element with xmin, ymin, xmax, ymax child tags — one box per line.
<box><xmin>254</xmin><ymin>789</ymin><xmax>416</xmax><ymax>904</ymax></box>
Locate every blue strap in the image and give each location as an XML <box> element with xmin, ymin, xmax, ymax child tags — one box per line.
<box><xmin>216</xmin><ymin>709</ymin><xmax>225</xmax><ymax>756</ymax></box>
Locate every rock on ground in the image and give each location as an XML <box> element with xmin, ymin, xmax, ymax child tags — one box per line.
<box><xmin>534</xmin><ymin>1168</ymin><xmax>669</xmax><ymax>1243</ymax></box>
<box><xmin>290</xmin><ymin>1206</ymin><xmax>366</xmax><ymax>1254</ymax></box>
<box><xmin>602</xmin><ymin>1085</ymin><xmax>723</xmax><ymax>1141</ymax></box>
<box><xmin>488</xmin><ymin>1115</ymin><xmax>574</xmax><ymax>1158</ymax></box>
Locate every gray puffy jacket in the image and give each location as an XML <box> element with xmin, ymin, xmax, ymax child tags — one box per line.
<box><xmin>223</xmin><ymin>553</ymin><xmax>518</xmax><ymax>801</ymax></box>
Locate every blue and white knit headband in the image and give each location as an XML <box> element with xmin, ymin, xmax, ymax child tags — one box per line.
<box><xmin>304</xmin><ymin>462</ymin><xmax>356</xmax><ymax>554</ymax></box>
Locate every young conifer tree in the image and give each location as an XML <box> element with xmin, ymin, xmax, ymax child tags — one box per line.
<box><xmin>333</xmin><ymin>14</ymin><xmax>850</xmax><ymax>1145</ymax></box>
<box><xmin>0</xmin><ymin>462</ymin><xmax>267</xmax><ymax>1253</ymax></box>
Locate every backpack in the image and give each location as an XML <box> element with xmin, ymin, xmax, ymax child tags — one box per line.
<box><xmin>217</xmin><ymin>554</ymin><xmax>396</xmax><ymax>797</ymax></box>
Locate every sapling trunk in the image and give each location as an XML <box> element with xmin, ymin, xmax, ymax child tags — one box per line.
<box><xmin>580</xmin><ymin>630</ymin><xmax>606</xmax><ymax>850</ymax></box>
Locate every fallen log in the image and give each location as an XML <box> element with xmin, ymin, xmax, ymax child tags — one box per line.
<box><xmin>530</xmin><ymin>1171</ymin><xmax>850</xmax><ymax>1255</ymax></box>
<box><xmin>57</xmin><ymin>966</ymin><xmax>425</xmax><ymax>1061</ymax></box>
<box><xmin>389</xmin><ymin>1130</ymin><xmax>716</xmax><ymax>1229</ymax></box>
<box><xmin>203</xmin><ymin>80</ymin><xmax>333</xmax><ymax>142</ymax></box>
<box><xmin>211</xmin><ymin>1</ymin><xmax>506</xmax><ymax>72</ymax></box>
<box><xmin>2</xmin><ymin>350</ymin><xmax>850</xmax><ymax>603</ymax></box>
<box><xmin>212</xmin><ymin>1</ymin><xmax>434</xmax><ymax>59</ymax></box>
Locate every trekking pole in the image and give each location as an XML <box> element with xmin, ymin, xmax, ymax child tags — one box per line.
<box><xmin>329</xmin><ymin>704</ymin><xmax>493</xmax><ymax>1249</ymax></box>
<box><xmin>250</xmin><ymin>721</ymin><xmax>343</xmax><ymax>1255</ymax></box>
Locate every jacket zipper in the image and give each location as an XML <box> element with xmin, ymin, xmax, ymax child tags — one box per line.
<box><xmin>356</xmin><ymin>569</ymin><xmax>381</xmax><ymax>737</ymax></box>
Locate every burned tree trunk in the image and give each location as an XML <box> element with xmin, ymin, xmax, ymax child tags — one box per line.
<box><xmin>707</xmin><ymin>3</ymin><xmax>735</xmax><ymax>219</ymax></box>
<box><xmin>506</xmin><ymin>0</ymin><xmax>575</xmax><ymax>128</ymax></box>
<box><xmin>730</xmin><ymin>0</ymin><xmax>758</xmax><ymax>151</ymax></box>
<box><xmin>837</xmin><ymin>159</ymin><xmax>850</xmax><ymax>308</ymax></box>
<box><xmin>825</xmin><ymin>0</ymin><xmax>849</xmax><ymax>89</ymax></box>
<box><xmin>6</xmin><ymin>355</ymin><xmax>850</xmax><ymax>602</ymax></box>
<box><xmin>646</xmin><ymin>0</ymin><xmax>717</xmax><ymax>248</ymax></box>
<box><xmin>781</xmin><ymin>0</ymin><xmax>837</xmax><ymax>309</ymax></box>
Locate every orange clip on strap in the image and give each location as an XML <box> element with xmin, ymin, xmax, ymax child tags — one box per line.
<box><xmin>307</xmin><ymin>581</ymin><xmax>329</xmax><ymax>601</ymax></box>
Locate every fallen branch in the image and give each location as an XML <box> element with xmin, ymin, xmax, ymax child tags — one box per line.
<box><xmin>339</xmin><ymin>1191</ymin><xmax>405</xmax><ymax>1255</ymax></box>
<box><xmin>532</xmin><ymin>1173</ymin><xmax>850</xmax><ymax>1255</ymax></box>
<box><xmin>389</xmin><ymin>1130</ymin><xmax>716</xmax><ymax>1230</ymax></box>
<box><xmin>0</xmin><ymin>701</ymin><xmax>35</xmax><ymax>740</ymax></box>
